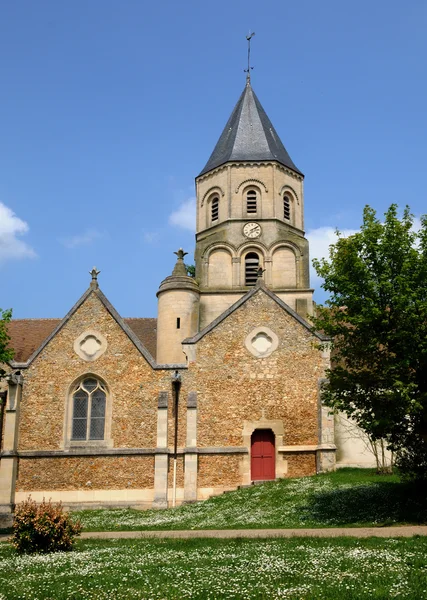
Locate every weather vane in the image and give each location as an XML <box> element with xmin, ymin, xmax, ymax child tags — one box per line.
<box><xmin>244</xmin><ymin>31</ymin><xmax>255</xmax><ymax>83</ymax></box>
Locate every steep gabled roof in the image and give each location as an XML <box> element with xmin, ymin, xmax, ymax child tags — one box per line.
<box><xmin>9</xmin><ymin>288</ymin><xmax>184</xmax><ymax>369</ymax></box>
<box><xmin>199</xmin><ymin>82</ymin><xmax>303</xmax><ymax>177</ymax></box>
<box><xmin>7</xmin><ymin>317</ymin><xmax>158</xmax><ymax>363</ymax></box>
<box><xmin>182</xmin><ymin>281</ymin><xmax>328</xmax><ymax>345</ymax></box>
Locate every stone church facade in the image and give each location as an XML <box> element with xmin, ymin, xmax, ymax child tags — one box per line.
<box><xmin>0</xmin><ymin>80</ymin><xmax>366</xmax><ymax>517</ymax></box>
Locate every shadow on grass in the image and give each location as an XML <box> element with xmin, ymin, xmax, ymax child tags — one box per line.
<box><xmin>303</xmin><ymin>480</ymin><xmax>427</xmax><ymax>526</ymax></box>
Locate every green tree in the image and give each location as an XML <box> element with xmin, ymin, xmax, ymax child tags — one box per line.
<box><xmin>185</xmin><ymin>264</ymin><xmax>196</xmax><ymax>278</ymax></box>
<box><xmin>0</xmin><ymin>308</ymin><xmax>13</xmax><ymax>379</ymax></box>
<box><xmin>312</xmin><ymin>205</ymin><xmax>427</xmax><ymax>478</ymax></box>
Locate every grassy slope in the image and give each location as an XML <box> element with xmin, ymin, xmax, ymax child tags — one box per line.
<box><xmin>1</xmin><ymin>537</ymin><xmax>427</xmax><ymax>599</ymax></box>
<box><xmin>73</xmin><ymin>468</ymin><xmax>427</xmax><ymax>532</ymax></box>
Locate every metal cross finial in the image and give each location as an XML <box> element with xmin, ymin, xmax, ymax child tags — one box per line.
<box><xmin>244</xmin><ymin>31</ymin><xmax>255</xmax><ymax>84</ymax></box>
<box><xmin>89</xmin><ymin>266</ymin><xmax>100</xmax><ymax>289</ymax></box>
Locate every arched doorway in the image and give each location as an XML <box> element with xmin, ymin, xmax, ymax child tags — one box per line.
<box><xmin>251</xmin><ymin>429</ymin><xmax>275</xmax><ymax>481</ymax></box>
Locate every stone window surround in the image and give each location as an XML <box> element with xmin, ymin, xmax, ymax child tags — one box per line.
<box><xmin>283</xmin><ymin>192</ymin><xmax>293</xmax><ymax>223</ymax></box>
<box><xmin>73</xmin><ymin>329</ymin><xmax>108</xmax><ymax>362</ymax></box>
<box><xmin>241</xmin><ymin>418</ymin><xmax>286</xmax><ymax>484</ymax></box>
<box><xmin>206</xmin><ymin>193</ymin><xmax>221</xmax><ymax>228</ymax></box>
<box><xmin>245</xmin><ymin>325</ymin><xmax>279</xmax><ymax>358</ymax></box>
<box><xmin>242</xmin><ymin>185</ymin><xmax>262</xmax><ymax>218</ymax></box>
<box><xmin>63</xmin><ymin>373</ymin><xmax>113</xmax><ymax>450</ymax></box>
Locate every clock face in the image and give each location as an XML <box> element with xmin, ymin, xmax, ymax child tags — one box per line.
<box><xmin>243</xmin><ymin>222</ymin><xmax>261</xmax><ymax>238</ymax></box>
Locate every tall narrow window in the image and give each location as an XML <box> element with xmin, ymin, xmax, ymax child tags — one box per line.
<box><xmin>71</xmin><ymin>378</ymin><xmax>107</xmax><ymax>441</ymax></box>
<box><xmin>246</xmin><ymin>190</ymin><xmax>257</xmax><ymax>213</ymax></box>
<box><xmin>283</xmin><ymin>195</ymin><xmax>291</xmax><ymax>221</ymax></box>
<box><xmin>245</xmin><ymin>252</ymin><xmax>260</xmax><ymax>286</ymax></box>
<box><xmin>211</xmin><ymin>197</ymin><xmax>219</xmax><ymax>222</ymax></box>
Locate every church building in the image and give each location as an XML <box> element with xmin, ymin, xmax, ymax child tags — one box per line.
<box><xmin>0</xmin><ymin>77</ymin><xmax>367</xmax><ymax>518</ymax></box>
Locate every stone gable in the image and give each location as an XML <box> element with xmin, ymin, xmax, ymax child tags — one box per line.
<box><xmin>185</xmin><ymin>289</ymin><xmax>325</xmax><ymax>449</ymax></box>
<box><xmin>18</xmin><ymin>292</ymin><xmax>168</xmax><ymax>452</ymax></box>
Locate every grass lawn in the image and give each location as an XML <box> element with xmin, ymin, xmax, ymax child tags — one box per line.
<box><xmin>1</xmin><ymin>536</ymin><xmax>426</xmax><ymax>599</ymax></box>
<box><xmin>72</xmin><ymin>468</ymin><xmax>427</xmax><ymax>532</ymax></box>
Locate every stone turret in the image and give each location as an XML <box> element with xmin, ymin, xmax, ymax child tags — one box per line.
<box><xmin>156</xmin><ymin>249</ymin><xmax>200</xmax><ymax>364</ymax></box>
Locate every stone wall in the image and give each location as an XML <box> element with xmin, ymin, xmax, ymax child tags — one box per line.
<box><xmin>184</xmin><ymin>288</ymin><xmax>328</xmax><ymax>480</ymax></box>
<box><xmin>5</xmin><ymin>284</ymin><xmax>332</xmax><ymax>509</ymax></box>
<box><xmin>198</xmin><ymin>455</ymin><xmax>242</xmax><ymax>488</ymax></box>
<box><xmin>16</xmin><ymin>456</ymin><xmax>155</xmax><ymax>491</ymax></box>
<box><xmin>17</xmin><ymin>293</ymin><xmax>169</xmax><ymax>453</ymax></box>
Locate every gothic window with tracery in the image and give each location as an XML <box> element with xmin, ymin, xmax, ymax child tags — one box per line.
<box><xmin>71</xmin><ymin>377</ymin><xmax>107</xmax><ymax>441</ymax></box>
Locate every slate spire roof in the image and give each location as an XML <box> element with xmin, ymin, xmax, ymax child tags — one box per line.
<box><xmin>199</xmin><ymin>81</ymin><xmax>302</xmax><ymax>177</ymax></box>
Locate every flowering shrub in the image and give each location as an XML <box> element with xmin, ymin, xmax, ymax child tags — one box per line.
<box><xmin>11</xmin><ymin>496</ymin><xmax>82</xmax><ymax>554</ymax></box>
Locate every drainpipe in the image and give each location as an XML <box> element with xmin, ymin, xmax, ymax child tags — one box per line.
<box><xmin>171</xmin><ymin>371</ymin><xmax>182</xmax><ymax>508</ymax></box>
<box><xmin>0</xmin><ymin>391</ymin><xmax>6</xmax><ymax>451</ymax></box>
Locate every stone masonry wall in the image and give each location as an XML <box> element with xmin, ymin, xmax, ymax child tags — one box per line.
<box><xmin>18</xmin><ymin>293</ymin><xmax>170</xmax><ymax>453</ymax></box>
<box><xmin>187</xmin><ymin>290</ymin><xmax>325</xmax><ymax>451</ymax></box>
<box><xmin>284</xmin><ymin>453</ymin><xmax>317</xmax><ymax>477</ymax></box>
<box><xmin>16</xmin><ymin>456</ymin><xmax>155</xmax><ymax>491</ymax></box>
<box><xmin>198</xmin><ymin>455</ymin><xmax>242</xmax><ymax>488</ymax></box>
<box><xmin>15</xmin><ymin>291</ymin><xmax>174</xmax><ymax>495</ymax></box>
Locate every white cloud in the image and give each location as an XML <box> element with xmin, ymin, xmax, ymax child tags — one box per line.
<box><xmin>168</xmin><ymin>197</ymin><xmax>196</xmax><ymax>232</ymax></box>
<box><xmin>0</xmin><ymin>202</ymin><xmax>36</xmax><ymax>264</ymax></box>
<box><xmin>307</xmin><ymin>226</ymin><xmax>358</xmax><ymax>288</ymax></box>
<box><xmin>60</xmin><ymin>229</ymin><xmax>104</xmax><ymax>249</ymax></box>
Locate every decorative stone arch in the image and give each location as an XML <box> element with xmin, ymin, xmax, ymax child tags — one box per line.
<box><xmin>204</xmin><ymin>244</ymin><xmax>235</xmax><ymax>289</ymax></box>
<box><xmin>63</xmin><ymin>372</ymin><xmax>113</xmax><ymax>450</ymax></box>
<box><xmin>269</xmin><ymin>240</ymin><xmax>302</xmax><ymax>258</ymax></box>
<box><xmin>238</xmin><ymin>245</ymin><xmax>266</xmax><ymax>287</ymax></box>
<box><xmin>202</xmin><ymin>242</ymin><xmax>237</xmax><ymax>261</ymax></box>
<box><xmin>279</xmin><ymin>184</ymin><xmax>299</xmax><ymax>204</ymax></box>
<box><xmin>241</xmin><ymin>418</ymin><xmax>286</xmax><ymax>484</ymax></box>
<box><xmin>241</xmin><ymin>183</ymin><xmax>263</xmax><ymax>217</ymax></box>
<box><xmin>270</xmin><ymin>242</ymin><xmax>300</xmax><ymax>289</ymax></box>
<box><xmin>201</xmin><ymin>185</ymin><xmax>225</xmax><ymax>206</ymax></box>
<box><xmin>235</xmin><ymin>179</ymin><xmax>268</xmax><ymax>194</ymax></box>
<box><xmin>237</xmin><ymin>241</ymin><xmax>268</xmax><ymax>258</ymax></box>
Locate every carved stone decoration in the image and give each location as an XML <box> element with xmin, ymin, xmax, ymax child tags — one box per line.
<box><xmin>74</xmin><ymin>330</ymin><xmax>108</xmax><ymax>362</ymax></box>
<box><xmin>245</xmin><ymin>326</ymin><xmax>279</xmax><ymax>358</ymax></box>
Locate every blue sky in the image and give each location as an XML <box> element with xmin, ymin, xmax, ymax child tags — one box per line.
<box><xmin>1</xmin><ymin>0</ymin><xmax>426</xmax><ymax>318</ymax></box>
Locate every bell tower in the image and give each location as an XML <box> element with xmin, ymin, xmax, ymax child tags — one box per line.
<box><xmin>194</xmin><ymin>79</ymin><xmax>314</xmax><ymax>329</ymax></box>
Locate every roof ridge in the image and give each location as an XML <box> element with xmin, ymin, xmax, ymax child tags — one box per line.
<box><xmin>11</xmin><ymin>318</ymin><xmax>61</xmax><ymax>322</ymax></box>
<box><xmin>124</xmin><ymin>317</ymin><xmax>157</xmax><ymax>320</ymax></box>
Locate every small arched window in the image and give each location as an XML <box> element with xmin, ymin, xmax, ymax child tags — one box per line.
<box><xmin>245</xmin><ymin>252</ymin><xmax>260</xmax><ymax>286</ymax></box>
<box><xmin>246</xmin><ymin>190</ymin><xmax>257</xmax><ymax>214</ymax></box>
<box><xmin>211</xmin><ymin>197</ymin><xmax>219</xmax><ymax>222</ymax></box>
<box><xmin>71</xmin><ymin>377</ymin><xmax>107</xmax><ymax>441</ymax></box>
<box><xmin>283</xmin><ymin>194</ymin><xmax>291</xmax><ymax>221</ymax></box>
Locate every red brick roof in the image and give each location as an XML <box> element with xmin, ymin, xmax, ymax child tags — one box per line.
<box><xmin>7</xmin><ymin>318</ymin><xmax>157</xmax><ymax>362</ymax></box>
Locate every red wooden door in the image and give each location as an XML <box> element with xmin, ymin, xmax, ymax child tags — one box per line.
<box><xmin>251</xmin><ymin>429</ymin><xmax>275</xmax><ymax>481</ymax></box>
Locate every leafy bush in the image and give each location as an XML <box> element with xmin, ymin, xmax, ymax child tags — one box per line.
<box><xmin>11</xmin><ymin>496</ymin><xmax>82</xmax><ymax>554</ymax></box>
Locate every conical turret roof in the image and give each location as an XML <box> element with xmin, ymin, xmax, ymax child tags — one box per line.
<box><xmin>199</xmin><ymin>82</ymin><xmax>302</xmax><ymax>177</ymax></box>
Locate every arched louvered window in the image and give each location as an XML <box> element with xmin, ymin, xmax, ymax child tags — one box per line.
<box><xmin>283</xmin><ymin>194</ymin><xmax>291</xmax><ymax>221</ymax></box>
<box><xmin>245</xmin><ymin>252</ymin><xmax>260</xmax><ymax>286</ymax></box>
<box><xmin>246</xmin><ymin>190</ymin><xmax>257</xmax><ymax>214</ymax></box>
<box><xmin>71</xmin><ymin>377</ymin><xmax>107</xmax><ymax>441</ymax></box>
<box><xmin>211</xmin><ymin>197</ymin><xmax>219</xmax><ymax>222</ymax></box>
